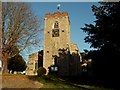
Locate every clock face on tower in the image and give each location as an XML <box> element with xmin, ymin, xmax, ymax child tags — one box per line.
<box><xmin>52</xmin><ymin>29</ymin><xmax>59</xmax><ymax>37</ymax></box>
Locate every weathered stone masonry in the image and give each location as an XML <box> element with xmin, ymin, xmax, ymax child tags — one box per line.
<box><xmin>43</xmin><ymin>11</ymin><xmax>82</xmax><ymax>76</ymax></box>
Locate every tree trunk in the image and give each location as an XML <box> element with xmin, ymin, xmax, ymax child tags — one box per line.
<box><xmin>2</xmin><ymin>51</ymin><xmax>8</xmax><ymax>74</ymax></box>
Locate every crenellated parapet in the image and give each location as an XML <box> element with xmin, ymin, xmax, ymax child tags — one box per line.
<box><xmin>45</xmin><ymin>11</ymin><xmax>69</xmax><ymax>19</ymax></box>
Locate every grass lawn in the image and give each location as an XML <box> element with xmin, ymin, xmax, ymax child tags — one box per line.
<box><xmin>28</xmin><ymin>75</ymin><xmax>115</xmax><ymax>90</ymax></box>
<box><xmin>2</xmin><ymin>74</ymin><xmax>115</xmax><ymax>90</ymax></box>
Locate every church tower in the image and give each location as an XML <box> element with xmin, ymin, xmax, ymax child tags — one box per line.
<box><xmin>43</xmin><ymin>11</ymin><xmax>71</xmax><ymax>74</ymax></box>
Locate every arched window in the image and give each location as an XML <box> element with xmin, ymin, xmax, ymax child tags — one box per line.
<box><xmin>54</xmin><ymin>21</ymin><xmax>59</xmax><ymax>28</ymax></box>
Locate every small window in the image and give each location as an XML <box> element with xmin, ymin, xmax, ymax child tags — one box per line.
<box><xmin>55</xmin><ymin>67</ymin><xmax>58</xmax><ymax>71</ymax></box>
<box><xmin>51</xmin><ymin>67</ymin><xmax>54</xmax><ymax>71</ymax></box>
<box><xmin>48</xmin><ymin>31</ymin><xmax>50</xmax><ymax>33</ymax></box>
<box><xmin>30</xmin><ymin>63</ymin><xmax>33</xmax><ymax>65</ymax></box>
<box><xmin>62</xmin><ymin>30</ymin><xmax>64</xmax><ymax>32</ymax></box>
<box><xmin>35</xmin><ymin>63</ymin><xmax>38</xmax><ymax>70</ymax></box>
<box><xmin>47</xmin><ymin>51</ymin><xmax>49</xmax><ymax>53</ymax></box>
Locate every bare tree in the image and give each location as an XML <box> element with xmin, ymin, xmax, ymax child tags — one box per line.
<box><xmin>1</xmin><ymin>2</ymin><xmax>42</xmax><ymax>73</ymax></box>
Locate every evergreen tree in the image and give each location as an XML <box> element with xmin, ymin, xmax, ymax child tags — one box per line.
<box><xmin>8</xmin><ymin>54</ymin><xmax>27</xmax><ymax>73</ymax></box>
<box><xmin>81</xmin><ymin>2</ymin><xmax>120</xmax><ymax>50</ymax></box>
<box><xmin>81</xmin><ymin>2</ymin><xmax>120</xmax><ymax>89</ymax></box>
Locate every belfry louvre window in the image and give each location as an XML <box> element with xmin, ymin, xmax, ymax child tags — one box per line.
<box><xmin>54</xmin><ymin>21</ymin><xmax>59</xmax><ymax>28</ymax></box>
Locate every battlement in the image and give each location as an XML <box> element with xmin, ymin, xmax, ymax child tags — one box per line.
<box><xmin>45</xmin><ymin>11</ymin><xmax>69</xmax><ymax>18</ymax></box>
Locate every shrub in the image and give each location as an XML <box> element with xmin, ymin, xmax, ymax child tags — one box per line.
<box><xmin>37</xmin><ymin>67</ymin><xmax>46</xmax><ymax>77</ymax></box>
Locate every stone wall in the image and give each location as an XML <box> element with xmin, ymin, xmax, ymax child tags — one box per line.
<box><xmin>26</xmin><ymin>52</ymin><xmax>38</xmax><ymax>75</ymax></box>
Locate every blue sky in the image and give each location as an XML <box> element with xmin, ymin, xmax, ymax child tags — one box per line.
<box><xmin>0</xmin><ymin>2</ymin><xmax>100</xmax><ymax>65</ymax></box>
<box><xmin>29</xmin><ymin>2</ymin><xmax>99</xmax><ymax>52</ymax></box>
<box><xmin>19</xmin><ymin>2</ymin><xmax>100</xmax><ymax>62</ymax></box>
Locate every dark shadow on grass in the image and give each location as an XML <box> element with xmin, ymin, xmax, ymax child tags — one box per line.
<box><xmin>27</xmin><ymin>75</ymin><xmax>94</xmax><ymax>90</ymax></box>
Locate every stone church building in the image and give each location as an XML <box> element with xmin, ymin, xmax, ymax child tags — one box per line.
<box><xmin>26</xmin><ymin>50</ymin><xmax>43</xmax><ymax>75</ymax></box>
<box><xmin>43</xmin><ymin>11</ymin><xmax>82</xmax><ymax>76</ymax></box>
<box><xmin>26</xmin><ymin>11</ymin><xmax>82</xmax><ymax>76</ymax></box>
